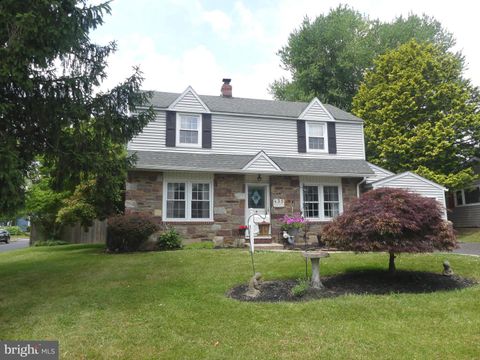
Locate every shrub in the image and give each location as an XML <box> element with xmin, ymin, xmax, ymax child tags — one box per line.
<box><xmin>107</xmin><ymin>213</ymin><xmax>159</xmax><ymax>252</ymax></box>
<box><xmin>156</xmin><ymin>228</ymin><xmax>182</xmax><ymax>251</ymax></box>
<box><xmin>322</xmin><ymin>188</ymin><xmax>457</xmax><ymax>273</ymax></box>
<box><xmin>33</xmin><ymin>240</ymin><xmax>69</xmax><ymax>247</ymax></box>
<box><xmin>291</xmin><ymin>279</ymin><xmax>309</xmax><ymax>297</ymax></box>
<box><xmin>3</xmin><ymin>226</ymin><xmax>25</xmax><ymax>236</ymax></box>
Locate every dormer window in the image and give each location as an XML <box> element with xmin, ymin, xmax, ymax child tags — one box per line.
<box><xmin>177</xmin><ymin>113</ymin><xmax>202</xmax><ymax>147</ymax></box>
<box><xmin>306</xmin><ymin>122</ymin><xmax>328</xmax><ymax>152</ymax></box>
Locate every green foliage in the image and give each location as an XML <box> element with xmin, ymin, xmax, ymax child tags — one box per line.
<box><xmin>106</xmin><ymin>213</ymin><xmax>159</xmax><ymax>252</ymax></box>
<box><xmin>291</xmin><ymin>278</ymin><xmax>309</xmax><ymax>297</ymax></box>
<box><xmin>271</xmin><ymin>6</ymin><xmax>455</xmax><ymax>110</ymax></box>
<box><xmin>33</xmin><ymin>240</ymin><xmax>69</xmax><ymax>247</ymax></box>
<box><xmin>1</xmin><ymin>226</ymin><xmax>25</xmax><ymax>236</ymax></box>
<box><xmin>156</xmin><ymin>229</ymin><xmax>183</xmax><ymax>251</ymax></box>
<box><xmin>0</xmin><ymin>0</ymin><xmax>155</xmax><ymax>217</ymax></box>
<box><xmin>25</xmin><ymin>177</ymin><xmax>69</xmax><ymax>239</ymax></box>
<box><xmin>353</xmin><ymin>40</ymin><xmax>480</xmax><ymax>189</ymax></box>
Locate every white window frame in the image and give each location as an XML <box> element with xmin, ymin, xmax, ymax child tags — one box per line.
<box><xmin>176</xmin><ymin>113</ymin><xmax>202</xmax><ymax>148</ymax></box>
<box><xmin>306</xmin><ymin>121</ymin><xmax>328</xmax><ymax>153</ymax></box>
<box><xmin>454</xmin><ymin>185</ymin><xmax>480</xmax><ymax>207</ymax></box>
<box><xmin>163</xmin><ymin>178</ymin><xmax>214</xmax><ymax>222</ymax></box>
<box><xmin>300</xmin><ymin>183</ymin><xmax>343</xmax><ymax>221</ymax></box>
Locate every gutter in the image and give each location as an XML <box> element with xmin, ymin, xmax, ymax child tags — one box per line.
<box><xmin>356</xmin><ymin>177</ymin><xmax>367</xmax><ymax>197</ymax></box>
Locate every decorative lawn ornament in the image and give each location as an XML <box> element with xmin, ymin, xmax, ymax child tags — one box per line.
<box><xmin>322</xmin><ymin>188</ymin><xmax>457</xmax><ymax>273</ymax></box>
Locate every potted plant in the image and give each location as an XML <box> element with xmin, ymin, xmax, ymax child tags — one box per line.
<box><xmin>280</xmin><ymin>213</ymin><xmax>306</xmax><ymax>237</ymax></box>
<box><xmin>238</xmin><ymin>225</ymin><xmax>248</xmax><ymax>237</ymax></box>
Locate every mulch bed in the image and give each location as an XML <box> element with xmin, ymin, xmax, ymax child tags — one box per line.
<box><xmin>228</xmin><ymin>270</ymin><xmax>477</xmax><ymax>302</ymax></box>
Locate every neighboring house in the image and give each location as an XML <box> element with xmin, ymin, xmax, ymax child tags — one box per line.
<box><xmin>126</xmin><ymin>79</ymin><xmax>373</xmax><ymax>245</ymax></box>
<box><xmin>448</xmin><ymin>162</ymin><xmax>480</xmax><ymax>227</ymax></box>
<box><xmin>364</xmin><ymin>163</ymin><xmax>448</xmax><ymax>219</ymax></box>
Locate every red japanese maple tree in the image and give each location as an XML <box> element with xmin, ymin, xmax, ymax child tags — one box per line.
<box><xmin>322</xmin><ymin>188</ymin><xmax>457</xmax><ymax>273</ymax></box>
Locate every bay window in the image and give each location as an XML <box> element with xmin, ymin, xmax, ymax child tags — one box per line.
<box><xmin>302</xmin><ymin>184</ymin><xmax>342</xmax><ymax>220</ymax></box>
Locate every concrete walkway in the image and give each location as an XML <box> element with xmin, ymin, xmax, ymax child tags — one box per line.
<box><xmin>454</xmin><ymin>242</ymin><xmax>480</xmax><ymax>256</ymax></box>
<box><xmin>0</xmin><ymin>238</ymin><xmax>29</xmax><ymax>253</ymax></box>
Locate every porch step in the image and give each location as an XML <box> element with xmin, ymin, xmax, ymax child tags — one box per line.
<box><xmin>245</xmin><ymin>242</ymin><xmax>284</xmax><ymax>251</ymax></box>
<box><xmin>254</xmin><ymin>236</ymin><xmax>272</xmax><ymax>244</ymax></box>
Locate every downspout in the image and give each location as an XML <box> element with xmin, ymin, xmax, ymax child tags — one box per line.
<box><xmin>356</xmin><ymin>177</ymin><xmax>367</xmax><ymax>198</ymax></box>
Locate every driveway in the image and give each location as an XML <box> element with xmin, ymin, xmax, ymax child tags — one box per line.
<box><xmin>0</xmin><ymin>238</ymin><xmax>29</xmax><ymax>253</ymax></box>
<box><xmin>453</xmin><ymin>242</ymin><xmax>480</xmax><ymax>256</ymax></box>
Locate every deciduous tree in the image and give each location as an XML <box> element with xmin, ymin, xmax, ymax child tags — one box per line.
<box><xmin>271</xmin><ymin>6</ymin><xmax>455</xmax><ymax>110</ymax></box>
<box><xmin>353</xmin><ymin>40</ymin><xmax>480</xmax><ymax>189</ymax></box>
<box><xmin>322</xmin><ymin>188</ymin><xmax>457</xmax><ymax>273</ymax></box>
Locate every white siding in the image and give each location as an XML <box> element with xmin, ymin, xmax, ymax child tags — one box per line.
<box><xmin>372</xmin><ymin>173</ymin><xmax>447</xmax><ymax>217</ymax></box>
<box><xmin>244</xmin><ymin>155</ymin><xmax>280</xmax><ymax>172</ymax></box>
<box><xmin>129</xmin><ymin>112</ymin><xmax>167</xmax><ymax>150</ymax></box>
<box><xmin>302</xmin><ymin>101</ymin><xmax>332</xmax><ymax>121</ymax></box>
<box><xmin>128</xmin><ymin>111</ymin><xmax>365</xmax><ymax>159</ymax></box>
<box><xmin>366</xmin><ymin>163</ymin><xmax>394</xmax><ymax>184</ymax></box>
<box><xmin>170</xmin><ymin>89</ymin><xmax>209</xmax><ymax>113</ymax></box>
<box><xmin>336</xmin><ymin>122</ymin><xmax>365</xmax><ymax>159</ymax></box>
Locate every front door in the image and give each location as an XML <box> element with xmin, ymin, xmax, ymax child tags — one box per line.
<box><xmin>246</xmin><ymin>184</ymin><xmax>270</xmax><ymax>236</ymax></box>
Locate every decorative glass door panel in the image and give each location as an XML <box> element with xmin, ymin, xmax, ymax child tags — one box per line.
<box><xmin>248</xmin><ymin>186</ymin><xmax>266</xmax><ymax>209</ymax></box>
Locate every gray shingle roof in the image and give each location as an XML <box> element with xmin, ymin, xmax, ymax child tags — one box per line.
<box><xmin>129</xmin><ymin>150</ymin><xmax>374</xmax><ymax>176</ymax></box>
<box><xmin>146</xmin><ymin>91</ymin><xmax>362</xmax><ymax>122</ymax></box>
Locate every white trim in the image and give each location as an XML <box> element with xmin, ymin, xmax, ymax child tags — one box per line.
<box><xmin>162</xmin><ymin>175</ymin><xmax>214</xmax><ymax>222</ymax></box>
<box><xmin>367</xmin><ymin>162</ymin><xmax>394</xmax><ymax>176</ymax></box>
<box><xmin>300</xmin><ymin>181</ymin><xmax>343</xmax><ymax>221</ymax></box>
<box><xmin>168</xmin><ymin>86</ymin><xmax>211</xmax><ymax>113</ymax></box>
<box><xmin>242</xmin><ymin>151</ymin><xmax>281</xmax><ymax>171</ymax></box>
<box><xmin>372</xmin><ymin>171</ymin><xmax>447</xmax><ymax>191</ymax></box>
<box><xmin>299</xmin><ymin>98</ymin><xmax>335</xmax><ymax>121</ymax></box>
<box><xmin>175</xmin><ymin>113</ymin><xmax>202</xmax><ymax>148</ymax></box>
<box><xmin>306</xmin><ymin>121</ymin><xmax>328</xmax><ymax>153</ymax></box>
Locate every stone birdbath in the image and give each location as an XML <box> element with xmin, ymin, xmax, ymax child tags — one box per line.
<box><xmin>302</xmin><ymin>251</ymin><xmax>330</xmax><ymax>289</ymax></box>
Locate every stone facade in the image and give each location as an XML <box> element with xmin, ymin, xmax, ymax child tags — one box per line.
<box><xmin>125</xmin><ymin>171</ymin><xmax>360</xmax><ymax>245</ymax></box>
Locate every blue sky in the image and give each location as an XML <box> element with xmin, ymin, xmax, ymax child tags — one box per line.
<box><xmin>91</xmin><ymin>0</ymin><xmax>480</xmax><ymax>99</ymax></box>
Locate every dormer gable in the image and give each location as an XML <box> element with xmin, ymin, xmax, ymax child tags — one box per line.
<box><xmin>168</xmin><ymin>86</ymin><xmax>210</xmax><ymax>113</ymax></box>
<box><xmin>299</xmin><ymin>98</ymin><xmax>335</xmax><ymax>121</ymax></box>
<box><xmin>242</xmin><ymin>151</ymin><xmax>281</xmax><ymax>172</ymax></box>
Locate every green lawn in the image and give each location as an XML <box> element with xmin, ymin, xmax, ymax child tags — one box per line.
<box><xmin>457</xmin><ymin>228</ymin><xmax>480</xmax><ymax>243</ymax></box>
<box><xmin>0</xmin><ymin>246</ymin><xmax>479</xmax><ymax>359</ymax></box>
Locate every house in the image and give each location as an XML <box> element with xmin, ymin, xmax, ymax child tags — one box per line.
<box><xmin>364</xmin><ymin>163</ymin><xmax>448</xmax><ymax>219</ymax></box>
<box><xmin>448</xmin><ymin>161</ymin><xmax>480</xmax><ymax>227</ymax></box>
<box><xmin>125</xmin><ymin>79</ymin><xmax>374</xmax><ymax>245</ymax></box>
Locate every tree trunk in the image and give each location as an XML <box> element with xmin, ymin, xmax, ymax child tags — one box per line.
<box><xmin>389</xmin><ymin>252</ymin><xmax>396</xmax><ymax>274</ymax></box>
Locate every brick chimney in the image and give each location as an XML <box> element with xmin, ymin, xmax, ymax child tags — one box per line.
<box><xmin>221</xmin><ymin>78</ymin><xmax>232</xmax><ymax>98</ymax></box>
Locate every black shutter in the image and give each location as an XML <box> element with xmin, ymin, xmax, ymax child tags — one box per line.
<box><xmin>202</xmin><ymin>113</ymin><xmax>212</xmax><ymax>149</ymax></box>
<box><xmin>166</xmin><ymin>111</ymin><xmax>176</xmax><ymax>147</ymax></box>
<box><xmin>297</xmin><ymin>120</ymin><xmax>306</xmax><ymax>153</ymax></box>
<box><xmin>327</xmin><ymin>122</ymin><xmax>337</xmax><ymax>154</ymax></box>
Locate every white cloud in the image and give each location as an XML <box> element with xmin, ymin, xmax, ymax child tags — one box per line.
<box><xmin>201</xmin><ymin>9</ymin><xmax>232</xmax><ymax>36</ymax></box>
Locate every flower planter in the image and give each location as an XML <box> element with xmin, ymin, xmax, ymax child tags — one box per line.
<box><xmin>258</xmin><ymin>223</ymin><xmax>270</xmax><ymax>236</ymax></box>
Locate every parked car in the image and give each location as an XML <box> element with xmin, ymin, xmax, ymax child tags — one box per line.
<box><xmin>0</xmin><ymin>229</ymin><xmax>10</xmax><ymax>244</ymax></box>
